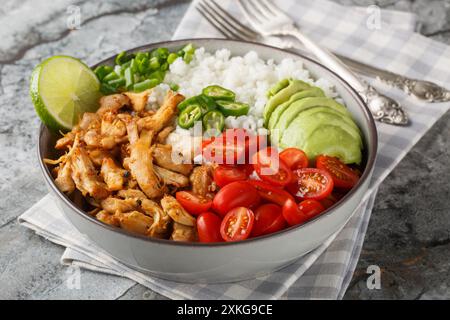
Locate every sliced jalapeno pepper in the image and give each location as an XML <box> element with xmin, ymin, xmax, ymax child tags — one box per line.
<box><xmin>202</xmin><ymin>85</ymin><xmax>236</xmax><ymax>101</ymax></box>
<box><xmin>216</xmin><ymin>100</ymin><xmax>249</xmax><ymax>117</ymax></box>
<box><xmin>178</xmin><ymin>104</ymin><xmax>202</xmax><ymax>129</ymax></box>
<box><xmin>197</xmin><ymin>94</ymin><xmax>217</xmax><ymax>114</ymax></box>
<box><xmin>177</xmin><ymin>96</ymin><xmax>198</xmax><ymax>111</ymax></box>
<box><xmin>202</xmin><ymin>110</ymin><xmax>225</xmax><ymax>134</ymax></box>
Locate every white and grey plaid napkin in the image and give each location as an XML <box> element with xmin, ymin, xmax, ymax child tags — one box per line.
<box><xmin>19</xmin><ymin>0</ymin><xmax>450</xmax><ymax>299</ymax></box>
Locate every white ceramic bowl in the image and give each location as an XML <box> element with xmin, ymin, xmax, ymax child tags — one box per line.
<box><xmin>38</xmin><ymin>39</ymin><xmax>377</xmax><ymax>283</ymax></box>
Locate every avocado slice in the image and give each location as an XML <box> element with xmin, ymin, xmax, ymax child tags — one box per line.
<box><xmin>263</xmin><ymin>79</ymin><xmax>311</xmax><ymax>126</ymax></box>
<box><xmin>271</xmin><ymin>97</ymin><xmax>352</xmax><ymax>145</ymax></box>
<box><xmin>304</xmin><ymin>126</ymin><xmax>362</xmax><ymax>164</ymax></box>
<box><xmin>284</xmin><ymin>107</ymin><xmax>363</xmax><ymax>148</ymax></box>
<box><xmin>268</xmin><ymin>86</ymin><xmax>325</xmax><ymax>131</ymax></box>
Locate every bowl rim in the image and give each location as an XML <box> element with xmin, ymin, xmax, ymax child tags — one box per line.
<box><xmin>38</xmin><ymin>38</ymin><xmax>378</xmax><ymax>247</ymax></box>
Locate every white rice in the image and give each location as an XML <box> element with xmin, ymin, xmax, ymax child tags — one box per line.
<box><xmin>148</xmin><ymin>47</ymin><xmax>339</xmax><ymax>159</ymax></box>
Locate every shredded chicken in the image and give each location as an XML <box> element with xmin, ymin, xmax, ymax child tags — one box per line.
<box><xmin>190</xmin><ymin>165</ymin><xmax>214</xmax><ymax>197</ymax></box>
<box><xmin>152</xmin><ymin>144</ymin><xmax>193</xmax><ymax>176</ymax></box>
<box><xmin>45</xmin><ymin>89</ymin><xmax>220</xmax><ymax>241</ymax></box>
<box><xmin>160</xmin><ymin>195</ymin><xmax>196</xmax><ymax>227</ymax></box>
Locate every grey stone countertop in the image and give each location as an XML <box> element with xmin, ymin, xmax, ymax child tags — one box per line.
<box><xmin>0</xmin><ymin>0</ymin><xmax>449</xmax><ymax>300</ymax></box>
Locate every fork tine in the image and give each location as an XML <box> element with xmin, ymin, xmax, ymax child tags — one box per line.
<box><xmin>196</xmin><ymin>1</ymin><xmax>249</xmax><ymax>41</ymax></box>
<box><xmin>247</xmin><ymin>0</ymin><xmax>273</xmax><ymax>20</ymax></box>
<box><xmin>208</xmin><ymin>0</ymin><xmax>259</xmax><ymax>38</ymax></box>
<box><xmin>237</xmin><ymin>0</ymin><xmax>265</xmax><ymax>26</ymax></box>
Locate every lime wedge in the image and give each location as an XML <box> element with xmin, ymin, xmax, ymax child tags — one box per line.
<box><xmin>30</xmin><ymin>56</ymin><xmax>102</xmax><ymax>132</ymax></box>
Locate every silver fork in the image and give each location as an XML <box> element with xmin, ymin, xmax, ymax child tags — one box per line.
<box><xmin>197</xmin><ymin>0</ymin><xmax>408</xmax><ymax>125</ymax></box>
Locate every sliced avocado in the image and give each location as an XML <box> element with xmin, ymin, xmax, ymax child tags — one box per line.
<box><xmin>271</xmin><ymin>97</ymin><xmax>352</xmax><ymax>144</ymax></box>
<box><xmin>263</xmin><ymin>79</ymin><xmax>311</xmax><ymax>126</ymax></box>
<box><xmin>268</xmin><ymin>86</ymin><xmax>325</xmax><ymax>131</ymax></box>
<box><xmin>287</xmin><ymin>107</ymin><xmax>363</xmax><ymax>147</ymax></box>
<box><xmin>279</xmin><ymin>125</ymin><xmax>362</xmax><ymax>164</ymax></box>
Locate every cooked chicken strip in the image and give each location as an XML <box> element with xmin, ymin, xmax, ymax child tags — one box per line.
<box><xmin>55</xmin><ymin>131</ymin><xmax>75</xmax><ymax>150</ymax></box>
<box><xmin>54</xmin><ymin>161</ymin><xmax>75</xmax><ymax>193</ymax></box>
<box><xmin>83</xmin><ymin>129</ymin><xmax>102</xmax><ymax>147</ymax></box>
<box><xmin>156</xmin><ymin>126</ymin><xmax>174</xmax><ymax>144</ymax></box>
<box><xmin>137</xmin><ymin>91</ymin><xmax>184</xmax><ymax>132</ymax></box>
<box><xmin>116</xmin><ymin>189</ymin><xmax>171</xmax><ymax>237</ymax></box>
<box><xmin>79</xmin><ymin>112</ymin><xmax>101</xmax><ymax>130</ymax></box>
<box><xmin>100</xmin><ymin>197</ymin><xmax>138</xmax><ymax>214</ymax></box>
<box><xmin>127</xmin><ymin>129</ymin><xmax>164</xmax><ymax>198</ymax></box>
<box><xmin>87</xmin><ymin>148</ymin><xmax>111</xmax><ymax>167</ymax></box>
<box><xmin>70</xmin><ymin>144</ymin><xmax>110</xmax><ymax>200</ymax></box>
<box><xmin>154</xmin><ymin>165</ymin><xmax>189</xmax><ymax>188</ymax></box>
<box><xmin>160</xmin><ymin>195</ymin><xmax>196</xmax><ymax>226</ymax></box>
<box><xmin>101</xmin><ymin>112</ymin><xmax>127</xmax><ymax>138</ymax></box>
<box><xmin>97</xmin><ymin>94</ymin><xmax>130</xmax><ymax>115</ymax></box>
<box><xmin>170</xmin><ymin>222</ymin><xmax>198</xmax><ymax>242</ymax></box>
<box><xmin>100</xmin><ymin>157</ymin><xmax>126</xmax><ymax>191</ymax></box>
<box><xmin>190</xmin><ymin>165</ymin><xmax>214</xmax><ymax>197</ymax></box>
<box><xmin>152</xmin><ymin>144</ymin><xmax>193</xmax><ymax>175</ymax></box>
<box><xmin>115</xmin><ymin>211</ymin><xmax>154</xmax><ymax>236</ymax></box>
<box><xmin>123</xmin><ymin>90</ymin><xmax>151</xmax><ymax>112</ymax></box>
<box><xmin>96</xmin><ymin>210</ymin><xmax>119</xmax><ymax>227</ymax></box>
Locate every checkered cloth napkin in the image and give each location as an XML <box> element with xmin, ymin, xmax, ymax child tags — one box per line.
<box><xmin>19</xmin><ymin>0</ymin><xmax>450</xmax><ymax>299</ymax></box>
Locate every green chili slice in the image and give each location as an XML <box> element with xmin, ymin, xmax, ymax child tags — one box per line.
<box><xmin>216</xmin><ymin>100</ymin><xmax>249</xmax><ymax>117</ymax></box>
<box><xmin>177</xmin><ymin>96</ymin><xmax>198</xmax><ymax>111</ymax></box>
<box><xmin>178</xmin><ymin>104</ymin><xmax>202</xmax><ymax>129</ymax></box>
<box><xmin>197</xmin><ymin>94</ymin><xmax>217</xmax><ymax>114</ymax></box>
<box><xmin>202</xmin><ymin>110</ymin><xmax>225</xmax><ymax>134</ymax></box>
<box><xmin>202</xmin><ymin>85</ymin><xmax>236</xmax><ymax>101</ymax></box>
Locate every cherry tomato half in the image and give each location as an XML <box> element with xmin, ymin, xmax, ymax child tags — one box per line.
<box><xmin>280</xmin><ymin>148</ymin><xmax>309</xmax><ymax>170</ymax></box>
<box><xmin>316</xmin><ymin>155</ymin><xmax>360</xmax><ymax>189</ymax></box>
<box><xmin>251</xmin><ymin>204</ymin><xmax>287</xmax><ymax>237</ymax></box>
<box><xmin>220</xmin><ymin>207</ymin><xmax>255</xmax><ymax>241</ymax></box>
<box><xmin>247</xmin><ymin>180</ymin><xmax>294</xmax><ymax>207</ymax></box>
<box><xmin>212</xmin><ymin>181</ymin><xmax>261</xmax><ymax>217</ymax></box>
<box><xmin>252</xmin><ymin>147</ymin><xmax>293</xmax><ymax>187</ymax></box>
<box><xmin>213</xmin><ymin>165</ymin><xmax>248</xmax><ymax>188</ymax></box>
<box><xmin>197</xmin><ymin>212</ymin><xmax>223</xmax><ymax>243</ymax></box>
<box><xmin>287</xmin><ymin>168</ymin><xmax>334</xmax><ymax>200</ymax></box>
<box><xmin>282</xmin><ymin>198</ymin><xmax>325</xmax><ymax>226</ymax></box>
<box><xmin>176</xmin><ymin>191</ymin><xmax>212</xmax><ymax>216</ymax></box>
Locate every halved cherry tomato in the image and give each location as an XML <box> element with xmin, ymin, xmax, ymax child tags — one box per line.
<box><xmin>176</xmin><ymin>191</ymin><xmax>212</xmax><ymax>216</ymax></box>
<box><xmin>280</xmin><ymin>148</ymin><xmax>309</xmax><ymax>170</ymax></box>
<box><xmin>202</xmin><ymin>129</ymin><xmax>249</xmax><ymax>165</ymax></box>
<box><xmin>220</xmin><ymin>207</ymin><xmax>255</xmax><ymax>241</ymax></box>
<box><xmin>212</xmin><ymin>181</ymin><xmax>260</xmax><ymax>217</ymax></box>
<box><xmin>252</xmin><ymin>147</ymin><xmax>293</xmax><ymax>187</ymax></box>
<box><xmin>287</xmin><ymin>168</ymin><xmax>334</xmax><ymax>200</ymax></box>
<box><xmin>316</xmin><ymin>155</ymin><xmax>360</xmax><ymax>189</ymax></box>
<box><xmin>197</xmin><ymin>212</ymin><xmax>223</xmax><ymax>243</ymax></box>
<box><xmin>251</xmin><ymin>204</ymin><xmax>287</xmax><ymax>237</ymax></box>
<box><xmin>213</xmin><ymin>165</ymin><xmax>248</xmax><ymax>187</ymax></box>
<box><xmin>282</xmin><ymin>198</ymin><xmax>325</xmax><ymax>226</ymax></box>
<box><xmin>247</xmin><ymin>180</ymin><xmax>294</xmax><ymax>206</ymax></box>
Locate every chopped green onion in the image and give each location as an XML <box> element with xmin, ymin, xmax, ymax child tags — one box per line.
<box><xmin>103</xmin><ymin>71</ymin><xmax>120</xmax><ymax>82</ymax></box>
<box><xmin>202</xmin><ymin>85</ymin><xmax>236</xmax><ymax>101</ymax></box>
<box><xmin>133</xmin><ymin>79</ymin><xmax>159</xmax><ymax>92</ymax></box>
<box><xmin>149</xmin><ymin>57</ymin><xmax>160</xmax><ymax>70</ymax></box>
<box><xmin>94</xmin><ymin>65</ymin><xmax>113</xmax><ymax>81</ymax></box>
<box><xmin>115</xmin><ymin>51</ymin><xmax>134</xmax><ymax>65</ymax></box>
<box><xmin>169</xmin><ymin>83</ymin><xmax>179</xmax><ymax>91</ymax></box>
<box><xmin>130</xmin><ymin>59</ymin><xmax>138</xmax><ymax>73</ymax></box>
<box><xmin>124</xmin><ymin>67</ymin><xmax>134</xmax><ymax>89</ymax></box>
<box><xmin>108</xmin><ymin>78</ymin><xmax>126</xmax><ymax>89</ymax></box>
<box><xmin>137</xmin><ymin>57</ymin><xmax>150</xmax><ymax>74</ymax></box>
<box><xmin>149</xmin><ymin>70</ymin><xmax>165</xmax><ymax>82</ymax></box>
<box><xmin>100</xmin><ymin>83</ymin><xmax>116</xmax><ymax>95</ymax></box>
<box><xmin>161</xmin><ymin>62</ymin><xmax>169</xmax><ymax>71</ymax></box>
<box><xmin>182</xmin><ymin>43</ymin><xmax>195</xmax><ymax>55</ymax></box>
<box><xmin>183</xmin><ymin>52</ymin><xmax>193</xmax><ymax>63</ymax></box>
<box><xmin>216</xmin><ymin>100</ymin><xmax>249</xmax><ymax>117</ymax></box>
<box><xmin>167</xmin><ymin>53</ymin><xmax>178</xmax><ymax>64</ymax></box>
<box><xmin>178</xmin><ymin>104</ymin><xmax>202</xmax><ymax>129</ymax></box>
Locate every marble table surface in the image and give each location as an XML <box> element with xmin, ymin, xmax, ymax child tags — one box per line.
<box><xmin>1</xmin><ymin>0</ymin><xmax>449</xmax><ymax>300</ymax></box>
